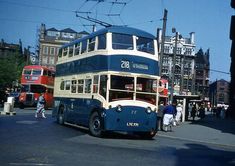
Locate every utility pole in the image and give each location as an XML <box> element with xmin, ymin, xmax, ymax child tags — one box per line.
<box><xmin>170</xmin><ymin>29</ymin><xmax>178</xmax><ymax>103</ymax></box>
<box><xmin>159</xmin><ymin>9</ymin><xmax>168</xmax><ymax>76</ymax></box>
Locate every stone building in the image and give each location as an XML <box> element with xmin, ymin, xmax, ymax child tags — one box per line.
<box><xmin>38</xmin><ymin>23</ymin><xmax>89</xmax><ymax>70</ymax></box>
<box><xmin>157</xmin><ymin>29</ymin><xmax>196</xmax><ymax>95</ymax></box>
<box><xmin>209</xmin><ymin>79</ymin><xmax>230</xmax><ymax>107</ymax></box>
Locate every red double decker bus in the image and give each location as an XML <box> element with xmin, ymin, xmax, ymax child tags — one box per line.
<box><xmin>19</xmin><ymin>65</ymin><xmax>55</xmax><ymax>109</ymax></box>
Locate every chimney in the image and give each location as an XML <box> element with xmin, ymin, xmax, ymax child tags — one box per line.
<box><xmin>189</xmin><ymin>32</ymin><xmax>195</xmax><ymax>44</ymax></box>
<box><xmin>40</xmin><ymin>23</ymin><xmax>46</xmax><ymax>40</ymax></box>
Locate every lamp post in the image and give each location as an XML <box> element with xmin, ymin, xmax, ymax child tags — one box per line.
<box><xmin>170</xmin><ymin>28</ymin><xmax>178</xmax><ymax>103</ymax></box>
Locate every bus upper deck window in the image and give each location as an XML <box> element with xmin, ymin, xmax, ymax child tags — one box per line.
<box><xmin>63</xmin><ymin>47</ymin><xmax>68</xmax><ymax>57</ymax></box>
<box><xmin>58</xmin><ymin>49</ymin><xmax>62</xmax><ymax>58</ymax></box>
<box><xmin>112</xmin><ymin>33</ymin><xmax>133</xmax><ymax>50</ymax></box>
<box><xmin>74</xmin><ymin>43</ymin><xmax>81</xmax><ymax>56</ymax></box>
<box><xmin>68</xmin><ymin>46</ymin><xmax>74</xmax><ymax>57</ymax></box>
<box><xmin>60</xmin><ymin>81</ymin><xmax>65</xmax><ymax>90</ymax></box>
<box><xmin>136</xmin><ymin>37</ymin><xmax>154</xmax><ymax>55</ymax></box>
<box><xmin>88</xmin><ymin>37</ymin><xmax>96</xmax><ymax>52</ymax></box>
<box><xmin>23</xmin><ymin>69</ymin><xmax>31</xmax><ymax>75</ymax></box>
<box><xmin>71</xmin><ymin>80</ymin><xmax>77</xmax><ymax>93</ymax></box>
<box><xmin>98</xmin><ymin>34</ymin><xmax>106</xmax><ymax>50</ymax></box>
<box><xmin>32</xmin><ymin>69</ymin><xmax>42</xmax><ymax>76</ymax></box>
<box><xmin>81</xmin><ymin>40</ymin><xmax>87</xmax><ymax>54</ymax></box>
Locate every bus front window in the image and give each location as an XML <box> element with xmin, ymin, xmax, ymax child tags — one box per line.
<box><xmin>21</xmin><ymin>85</ymin><xmax>30</xmax><ymax>92</ymax></box>
<box><xmin>136</xmin><ymin>77</ymin><xmax>157</xmax><ymax>104</ymax></box>
<box><xmin>109</xmin><ymin>75</ymin><xmax>134</xmax><ymax>102</ymax></box>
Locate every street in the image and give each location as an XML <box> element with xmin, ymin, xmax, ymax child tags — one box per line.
<box><xmin>0</xmin><ymin>108</ymin><xmax>235</xmax><ymax>166</ymax></box>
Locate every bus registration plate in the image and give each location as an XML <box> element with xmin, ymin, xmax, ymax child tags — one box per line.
<box><xmin>127</xmin><ymin>122</ymin><xmax>139</xmax><ymax>127</ymax></box>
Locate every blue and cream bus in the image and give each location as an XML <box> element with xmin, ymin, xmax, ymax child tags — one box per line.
<box><xmin>52</xmin><ymin>26</ymin><xmax>160</xmax><ymax>138</ymax></box>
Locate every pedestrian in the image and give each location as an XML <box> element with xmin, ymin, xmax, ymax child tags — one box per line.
<box><xmin>188</xmin><ymin>103</ymin><xmax>192</xmax><ymax>118</ymax></box>
<box><xmin>157</xmin><ymin>101</ymin><xmax>165</xmax><ymax>131</ymax></box>
<box><xmin>191</xmin><ymin>104</ymin><xmax>197</xmax><ymax>121</ymax></box>
<box><xmin>35</xmin><ymin>93</ymin><xmax>46</xmax><ymax>118</ymax></box>
<box><xmin>220</xmin><ymin>106</ymin><xmax>226</xmax><ymax>119</ymax></box>
<box><xmin>175</xmin><ymin>103</ymin><xmax>183</xmax><ymax>125</ymax></box>
<box><xmin>162</xmin><ymin>100</ymin><xmax>176</xmax><ymax>132</ymax></box>
<box><xmin>198</xmin><ymin>105</ymin><xmax>205</xmax><ymax>119</ymax></box>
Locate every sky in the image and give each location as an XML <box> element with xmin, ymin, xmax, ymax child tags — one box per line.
<box><xmin>0</xmin><ymin>0</ymin><xmax>234</xmax><ymax>82</ymax></box>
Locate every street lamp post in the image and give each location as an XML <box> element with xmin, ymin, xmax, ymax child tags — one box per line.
<box><xmin>170</xmin><ymin>28</ymin><xmax>178</xmax><ymax>103</ymax></box>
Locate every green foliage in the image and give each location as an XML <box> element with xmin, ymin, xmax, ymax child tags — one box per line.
<box><xmin>0</xmin><ymin>52</ymin><xmax>25</xmax><ymax>89</ymax></box>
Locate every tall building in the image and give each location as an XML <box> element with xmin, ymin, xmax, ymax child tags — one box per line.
<box><xmin>0</xmin><ymin>39</ymin><xmax>23</xmax><ymax>58</ymax></box>
<box><xmin>157</xmin><ymin>29</ymin><xmax>196</xmax><ymax>95</ymax></box>
<box><xmin>38</xmin><ymin>23</ymin><xmax>89</xmax><ymax>70</ymax></box>
<box><xmin>209</xmin><ymin>79</ymin><xmax>230</xmax><ymax>107</ymax></box>
<box><xmin>194</xmin><ymin>48</ymin><xmax>210</xmax><ymax>100</ymax></box>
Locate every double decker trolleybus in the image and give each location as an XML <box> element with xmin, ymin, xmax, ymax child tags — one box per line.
<box><xmin>52</xmin><ymin>26</ymin><xmax>160</xmax><ymax>138</ymax></box>
<box><xmin>19</xmin><ymin>65</ymin><xmax>55</xmax><ymax>109</ymax></box>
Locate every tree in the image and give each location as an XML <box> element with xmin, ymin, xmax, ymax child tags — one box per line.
<box><xmin>0</xmin><ymin>52</ymin><xmax>25</xmax><ymax>90</ymax></box>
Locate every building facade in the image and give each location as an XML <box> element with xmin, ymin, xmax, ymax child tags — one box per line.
<box><xmin>209</xmin><ymin>79</ymin><xmax>230</xmax><ymax>107</ymax></box>
<box><xmin>157</xmin><ymin>29</ymin><xmax>196</xmax><ymax>95</ymax></box>
<box><xmin>38</xmin><ymin>23</ymin><xmax>89</xmax><ymax>70</ymax></box>
<box><xmin>194</xmin><ymin>48</ymin><xmax>210</xmax><ymax>100</ymax></box>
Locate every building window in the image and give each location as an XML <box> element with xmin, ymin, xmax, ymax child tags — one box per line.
<box><xmin>50</xmin><ymin>47</ymin><xmax>55</xmax><ymax>55</ymax></box>
<box><xmin>43</xmin><ymin>46</ymin><xmax>49</xmax><ymax>55</ymax></box>
<box><xmin>42</xmin><ymin>56</ymin><xmax>48</xmax><ymax>64</ymax></box>
<box><xmin>49</xmin><ymin>56</ymin><xmax>55</xmax><ymax>64</ymax></box>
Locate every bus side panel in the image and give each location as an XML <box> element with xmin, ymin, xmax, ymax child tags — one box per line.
<box><xmin>104</xmin><ymin>106</ymin><xmax>157</xmax><ymax>132</ymax></box>
<box><xmin>53</xmin><ymin>97</ymin><xmax>102</xmax><ymax>126</ymax></box>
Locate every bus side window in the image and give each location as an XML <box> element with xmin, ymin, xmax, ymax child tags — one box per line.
<box><xmin>60</xmin><ymin>81</ymin><xmax>65</xmax><ymax>90</ymax></box>
<box><xmin>77</xmin><ymin>79</ymin><xmax>84</xmax><ymax>93</ymax></box>
<box><xmin>69</xmin><ymin>46</ymin><xmax>74</xmax><ymax>57</ymax></box>
<box><xmin>81</xmin><ymin>39</ymin><xmax>87</xmax><ymax>54</ymax></box>
<box><xmin>74</xmin><ymin>42</ymin><xmax>81</xmax><ymax>56</ymax></box>
<box><xmin>99</xmin><ymin>75</ymin><xmax>107</xmax><ymax>99</ymax></box>
<box><xmin>88</xmin><ymin>37</ymin><xmax>96</xmax><ymax>52</ymax></box>
<box><xmin>85</xmin><ymin>79</ymin><xmax>92</xmax><ymax>93</ymax></box>
<box><xmin>43</xmin><ymin>69</ymin><xmax>48</xmax><ymax>76</ymax></box>
<box><xmin>65</xmin><ymin>80</ymin><xmax>71</xmax><ymax>90</ymax></box>
<box><xmin>63</xmin><ymin>47</ymin><xmax>68</xmax><ymax>57</ymax></box>
<box><xmin>98</xmin><ymin>34</ymin><xmax>106</xmax><ymax>50</ymax></box>
<box><xmin>93</xmin><ymin>75</ymin><xmax>99</xmax><ymax>93</ymax></box>
<box><xmin>71</xmin><ymin>80</ymin><xmax>77</xmax><ymax>93</ymax></box>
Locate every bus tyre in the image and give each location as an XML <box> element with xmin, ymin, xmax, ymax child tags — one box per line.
<box><xmin>57</xmin><ymin>106</ymin><xmax>65</xmax><ymax>125</ymax></box>
<box><xmin>89</xmin><ymin>112</ymin><xmax>103</xmax><ymax>137</ymax></box>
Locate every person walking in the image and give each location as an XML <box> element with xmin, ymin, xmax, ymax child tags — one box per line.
<box><xmin>191</xmin><ymin>104</ymin><xmax>197</xmax><ymax>121</ymax></box>
<box><xmin>175</xmin><ymin>103</ymin><xmax>183</xmax><ymax>125</ymax></box>
<box><xmin>163</xmin><ymin>101</ymin><xmax>176</xmax><ymax>132</ymax></box>
<box><xmin>35</xmin><ymin>93</ymin><xmax>46</xmax><ymax>118</ymax></box>
<box><xmin>157</xmin><ymin>101</ymin><xmax>165</xmax><ymax>131</ymax></box>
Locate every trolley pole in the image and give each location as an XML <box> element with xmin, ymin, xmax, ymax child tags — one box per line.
<box><xmin>159</xmin><ymin>9</ymin><xmax>168</xmax><ymax>76</ymax></box>
<box><xmin>170</xmin><ymin>29</ymin><xmax>178</xmax><ymax>103</ymax></box>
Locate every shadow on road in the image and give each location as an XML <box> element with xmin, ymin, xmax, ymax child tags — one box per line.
<box><xmin>175</xmin><ymin>143</ymin><xmax>235</xmax><ymax>166</ymax></box>
<box><xmin>187</xmin><ymin>113</ymin><xmax>235</xmax><ymax>135</ymax></box>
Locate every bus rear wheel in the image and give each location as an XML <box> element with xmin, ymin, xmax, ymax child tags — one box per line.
<box><xmin>57</xmin><ymin>106</ymin><xmax>65</xmax><ymax>125</ymax></box>
<box><xmin>89</xmin><ymin>112</ymin><xmax>103</xmax><ymax>137</ymax></box>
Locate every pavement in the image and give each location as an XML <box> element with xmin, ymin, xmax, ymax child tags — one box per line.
<box><xmin>157</xmin><ymin>112</ymin><xmax>235</xmax><ymax>147</ymax></box>
<box><xmin>1</xmin><ymin>107</ymin><xmax>235</xmax><ymax>147</ymax></box>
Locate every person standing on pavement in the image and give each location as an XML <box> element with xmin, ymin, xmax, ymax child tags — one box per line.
<box><xmin>191</xmin><ymin>104</ymin><xmax>197</xmax><ymax>121</ymax></box>
<box><xmin>175</xmin><ymin>103</ymin><xmax>183</xmax><ymax>125</ymax></box>
<box><xmin>157</xmin><ymin>101</ymin><xmax>165</xmax><ymax>131</ymax></box>
<box><xmin>163</xmin><ymin>101</ymin><xmax>176</xmax><ymax>132</ymax></box>
<box><xmin>35</xmin><ymin>93</ymin><xmax>46</xmax><ymax>118</ymax></box>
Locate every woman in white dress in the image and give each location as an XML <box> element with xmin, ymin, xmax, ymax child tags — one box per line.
<box><xmin>175</xmin><ymin>103</ymin><xmax>183</xmax><ymax>125</ymax></box>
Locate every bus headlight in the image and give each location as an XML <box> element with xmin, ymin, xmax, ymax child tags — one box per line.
<box><xmin>146</xmin><ymin>107</ymin><xmax>152</xmax><ymax>114</ymax></box>
<box><xmin>116</xmin><ymin>105</ymin><xmax>122</xmax><ymax>112</ymax></box>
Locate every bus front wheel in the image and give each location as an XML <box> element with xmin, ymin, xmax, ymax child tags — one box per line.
<box><xmin>57</xmin><ymin>106</ymin><xmax>65</xmax><ymax>125</ymax></box>
<box><xmin>89</xmin><ymin>112</ymin><xmax>103</xmax><ymax>137</ymax></box>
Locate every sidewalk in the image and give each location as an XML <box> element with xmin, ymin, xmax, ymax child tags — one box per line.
<box><xmin>157</xmin><ymin>112</ymin><xmax>235</xmax><ymax>147</ymax></box>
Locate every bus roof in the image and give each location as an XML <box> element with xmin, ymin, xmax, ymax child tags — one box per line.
<box><xmin>23</xmin><ymin>65</ymin><xmax>55</xmax><ymax>71</ymax></box>
<box><xmin>62</xmin><ymin>26</ymin><xmax>156</xmax><ymax>49</ymax></box>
